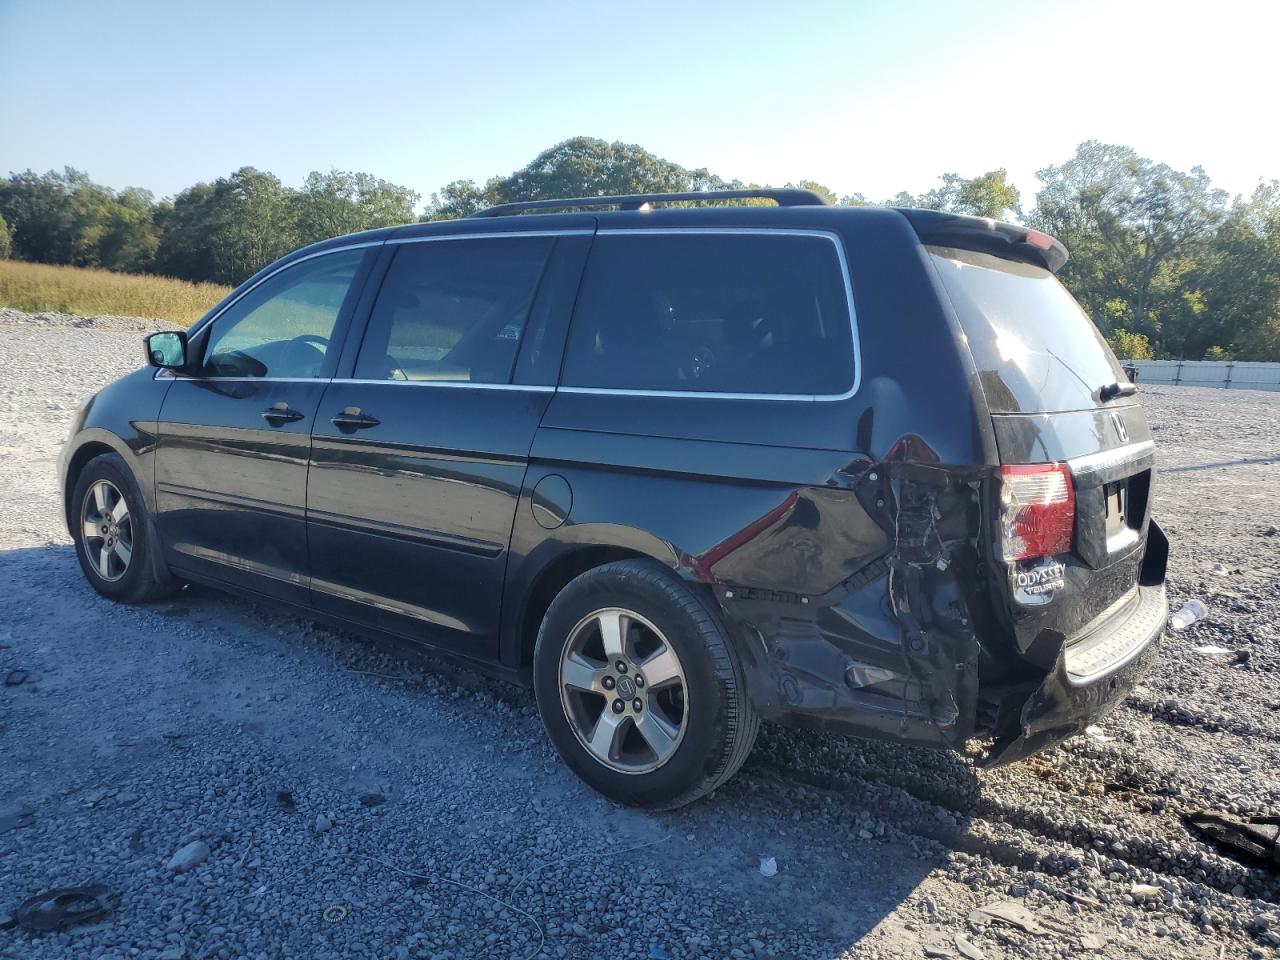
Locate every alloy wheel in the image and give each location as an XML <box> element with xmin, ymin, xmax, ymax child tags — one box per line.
<box><xmin>81</xmin><ymin>479</ymin><xmax>133</xmax><ymax>582</ymax></box>
<box><xmin>558</xmin><ymin>607</ymin><xmax>688</xmax><ymax>774</ymax></box>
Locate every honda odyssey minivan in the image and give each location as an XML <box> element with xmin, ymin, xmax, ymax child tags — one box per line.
<box><xmin>59</xmin><ymin>189</ymin><xmax>1167</xmax><ymax>809</ymax></box>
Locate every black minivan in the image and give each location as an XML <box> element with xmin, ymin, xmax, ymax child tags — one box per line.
<box><xmin>59</xmin><ymin>189</ymin><xmax>1167</xmax><ymax>809</ymax></box>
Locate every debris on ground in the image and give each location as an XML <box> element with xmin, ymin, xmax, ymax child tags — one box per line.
<box><xmin>12</xmin><ymin>884</ymin><xmax>114</xmax><ymax>932</ymax></box>
<box><xmin>165</xmin><ymin>840</ymin><xmax>210</xmax><ymax>873</ymax></box>
<box><xmin>1129</xmin><ymin>883</ymin><xmax>1164</xmax><ymax>902</ymax></box>
<box><xmin>1169</xmin><ymin>598</ymin><xmax>1209</xmax><ymax>631</ymax></box>
<box><xmin>0</xmin><ymin>804</ymin><xmax>35</xmax><ymax>834</ymax></box>
<box><xmin>358</xmin><ymin>793</ymin><xmax>385</xmax><ymax>807</ymax></box>
<box><xmin>969</xmin><ymin>900</ymin><xmax>1047</xmax><ymax>935</ymax></box>
<box><xmin>3</xmin><ymin>669</ymin><xmax>28</xmax><ymax>687</ymax></box>
<box><xmin>275</xmin><ymin>789</ymin><xmax>296</xmax><ymax>812</ymax></box>
<box><xmin>314</xmin><ymin>813</ymin><xmax>334</xmax><ymax>834</ymax></box>
<box><xmin>1194</xmin><ymin>645</ymin><xmax>1235</xmax><ymax>657</ymax></box>
<box><xmin>954</xmin><ymin>933</ymin><xmax>985</xmax><ymax>959</ymax></box>
<box><xmin>322</xmin><ymin>903</ymin><xmax>348</xmax><ymax>923</ymax></box>
<box><xmin>758</xmin><ymin>856</ymin><xmax>777</xmax><ymax>878</ymax></box>
<box><xmin>1185</xmin><ymin>809</ymin><xmax>1280</xmax><ymax>870</ymax></box>
<box><xmin>1211</xmin><ymin>563</ymin><xmax>1231</xmax><ymax>576</ymax></box>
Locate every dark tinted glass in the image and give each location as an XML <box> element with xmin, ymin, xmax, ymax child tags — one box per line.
<box><xmin>202</xmin><ymin>248</ymin><xmax>364</xmax><ymax>378</ymax></box>
<box><xmin>561</xmin><ymin>233</ymin><xmax>855</xmax><ymax>395</ymax></box>
<box><xmin>356</xmin><ymin>237</ymin><xmax>553</xmax><ymax>383</ymax></box>
<box><xmin>928</xmin><ymin>246</ymin><xmax>1127</xmax><ymax>413</ymax></box>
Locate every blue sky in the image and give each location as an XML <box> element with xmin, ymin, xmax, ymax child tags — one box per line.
<box><xmin>1</xmin><ymin>0</ymin><xmax>1275</xmax><ymax>210</ymax></box>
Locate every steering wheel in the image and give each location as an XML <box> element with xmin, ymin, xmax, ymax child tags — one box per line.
<box><xmin>292</xmin><ymin>333</ymin><xmax>330</xmax><ymax>351</ymax></box>
<box><xmin>690</xmin><ymin>345</ymin><xmax>717</xmax><ymax>379</ymax></box>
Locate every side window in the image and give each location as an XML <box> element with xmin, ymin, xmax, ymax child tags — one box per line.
<box><xmin>561</xmin><ymin>233</ymin><xmax>855</xmax><ymax>396</ymax></box>
<box><xmin>355</xmin><ymin>237</ymin><xmax>553</xmax><ymax>383</ymax></box>
<box><xmin>201</xmin><ymin>248</ymin><xmax>366</xmax><ymax>378</ymax></box>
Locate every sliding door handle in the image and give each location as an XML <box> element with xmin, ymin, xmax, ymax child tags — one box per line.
<box><xmin>261</xmin><ymin>403</ymin><xmax>305</xmax><ymax>426</ymax></box>
<box><xmin>330</xmin><ymin>407</ymin><xmax>381</xmax><ymax>432</ymax></box>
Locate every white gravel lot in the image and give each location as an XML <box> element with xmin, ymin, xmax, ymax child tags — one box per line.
<box><xmin>0</xmin><ymin>310</ymin><xmax>1278</xmax><ymax>960</ymax></box>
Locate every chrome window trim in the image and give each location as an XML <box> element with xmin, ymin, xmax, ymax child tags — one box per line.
<box><xmin>387</xmin><ymin>229</ymin><xmax>593</xmax><ymax>245</ymax></box>
<box><xmin>561</xmin><ymin>227</ymin><xmax>861</xmax><ymax>402</ymax></box>
<box><xmin>163</xmin><ymin>226</ymin><xmax>862</xmax><ymax>402</ymax></box>
<box><xmin>184</xmin><ymin>241</ymin><xmax>385</xmax><ymax>342</ymax></box>
<box><xmin>331</xmin><ymin>379</ymin><xmax>555</xmax><ymax>392</ymax></box>
<box><xmin>161</xmin><ymin>375</ymin><xmax>555</xmax><ymax>392</ymax></box>
<box><xmin>160</xmin><ymin>231</ymin><xmax>587</xmax><ymax>384</ymax></box>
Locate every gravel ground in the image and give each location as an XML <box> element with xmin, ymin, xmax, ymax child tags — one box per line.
<box><xmin>0</xmin><ymin>309</ymin><xmax>1278</xmax><ymax>960</ymax></box>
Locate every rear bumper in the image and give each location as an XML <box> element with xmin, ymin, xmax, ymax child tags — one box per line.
<box><xmin>982</xmin><ymin>581</ymin><xmax>1166</xmax><ymax>765</ymax></box>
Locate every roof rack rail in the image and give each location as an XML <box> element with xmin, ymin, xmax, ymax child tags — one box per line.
<box><xmin>467</xmin><ymin>188</ymin><xmax>829</xmax><ymax>218</ymax></box>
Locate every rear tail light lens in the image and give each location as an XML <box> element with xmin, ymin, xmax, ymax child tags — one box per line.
<box><xmin>1000</xmin><ymin>463</ymin><xmax>1075</xmax><ymax>561</ymax></box>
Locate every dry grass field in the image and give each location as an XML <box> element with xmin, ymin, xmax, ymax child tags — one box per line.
<box><xmin>0</xmin><ymin>260</ymin><xmax>230</xmax><ymax>325</ymax></box>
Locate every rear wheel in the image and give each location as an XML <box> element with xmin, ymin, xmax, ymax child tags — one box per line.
<box><xmin>533</xmin><ymin>559</ymin><xmax>759</xmax><ymax>809</ymax></box>
<box><xmin>71</xmin><ymin>453</ymin><xmax>175</xmax><ymax>603</ymax></box>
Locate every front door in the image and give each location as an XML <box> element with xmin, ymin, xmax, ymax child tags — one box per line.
<box><xmin>155</xmin><ymin>246</ymin><xmax>373</xmax><ymax>603</ymax></box>
<box><xmin>306</xmin><ymin>231</ymin><xmax>590</xmax><ymax>655</ymax></box>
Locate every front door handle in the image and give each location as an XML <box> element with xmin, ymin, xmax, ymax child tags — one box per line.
<box><xmin>261</xmin><ymin>403</ymin><xmax>305</xmax><ymax>426</ymax></box>
<box><xmin>330</xmin><ymin>406</ymin><xmax>381</xmax><ymax>432</ymax></box>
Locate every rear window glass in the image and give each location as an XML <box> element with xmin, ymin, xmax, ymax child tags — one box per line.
<box><xmin>929</xmin><ymin>246</ymin><xmax>1127</xmax><ymax>414</ymax></box>
<box><xmin>561</xmin><ymin>233</ymin><xmax>855</xmax><ymax>396</ymax></box>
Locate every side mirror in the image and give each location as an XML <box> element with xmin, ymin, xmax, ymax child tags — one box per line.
<box><xmin>145</xmin><ymin>331</ymin><xmax>188</xmax><ymax>369</ymax></box>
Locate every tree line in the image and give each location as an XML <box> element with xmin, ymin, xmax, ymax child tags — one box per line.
<box><xmin>1</xmin><ymin>137</ymin><xmax>1277</xmax><ymax>361</ymax></box>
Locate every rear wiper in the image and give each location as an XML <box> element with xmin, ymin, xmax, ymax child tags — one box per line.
<box><xmin>1099</xmin><ymin>381</ymin><xmax>1138</xmax><ymax>402</ymax></box>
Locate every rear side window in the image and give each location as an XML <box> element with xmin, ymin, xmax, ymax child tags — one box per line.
<box><xmin>561</xmin><ymin>233</ymin><xmax>855</xmax><ymax>396</ymax></box>
<box><xmin>929</xmin><ymin>246</ymin><xmax>1127</xmax><ymax>414</ymax></box>
<box><xmin>356</xmin><ymin>237</ymin><xmax>553</xmax><ymax>384</ymax></box>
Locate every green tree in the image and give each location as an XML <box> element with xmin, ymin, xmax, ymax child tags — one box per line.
<box><xmin>787</xmin><ymin>180</ymin><xmax>839</xmax><ymax>204</ymax></box>
<box><xmin>295</xmin><ymin>170</ymin><xmax>418</xmax><ymax>244</ymax></box>
<box><xmin>1106</xmin><ymin>328</ymin><xmax>1154</xmax><ymax>360</ymax></box>
<box><xmin>0</xmin><ymin>213</ymin><xmax>11</xmax><ymax>260</ymax></box>
<box><xmin>95</xmin><ymin>187</ymin><xmax>158</xmax><ymax>272</ymax></box>
<box><xmin>155</xmin><ymin>168</ymin><xmax>297</xmax><ymax>284</ymax></box>
<box><xmin>422</xmin><ymin>137</ymin><xmax>737</xmax><ymax>219</ymax></box>
<box><xmin>422</xmin><ymin>179</ymin><xmax>498</xmax><ymax>221</ymax></box>
<box><xmin>0</xmin><ymin>168</ymin><xmax>80</xmax><ymax>263</ymax></box>
<box><xmin>0</xmin><ymin>168</ymin><xmax>158</xmax><ymax>272</ymax></box>
<box><xmin>1187</xmin><ymin>182</ymin><xmax>1280</xmax><ymax>360</ymax></box>
<box><xmin>888</xmin><ymin>169</ymin><xmax>1021</xmax><ymax>220</ymax></box>
<box><xmin>1030</xmin><ymin>141</ymin><xmax>1227</xmax><ymax>349</ymax></box>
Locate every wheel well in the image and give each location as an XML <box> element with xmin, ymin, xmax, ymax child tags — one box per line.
<box><xmin>518</xmin><ymin>546</ymin><xmax>651</xmax><ymax>665</ymax></box>
<box><xmin>63</xmin><ymin>442</ymin><xmax>115</xmax><ymax>527</ymax></box>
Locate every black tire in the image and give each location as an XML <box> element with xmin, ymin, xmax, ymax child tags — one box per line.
<box><xmin>533</xmin><ymin>559</ymin><xmax>759</xmax><ymax>809</ymax></box>
<box><xmin>71</xmin><ymin>452</ymin><xmax>176</xmax><ymax>604</ymax></box>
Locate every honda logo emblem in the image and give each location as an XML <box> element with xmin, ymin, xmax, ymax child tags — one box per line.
<box><xmin>1111</xmin><ymin>412</ymin><xmax>1129</xmax><ymax>444</ymax></box>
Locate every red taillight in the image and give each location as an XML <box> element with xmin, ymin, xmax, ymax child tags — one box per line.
<box><xmin>1000</xmin><ymin>463</ymin><xmax>1075</xmax><ymax>561</ymax></box>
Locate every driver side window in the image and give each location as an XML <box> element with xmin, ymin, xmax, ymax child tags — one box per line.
<box><xmin>201</xmin><ymin>248</ymin><xmax>366</xmax><ymax>379</ymax></box>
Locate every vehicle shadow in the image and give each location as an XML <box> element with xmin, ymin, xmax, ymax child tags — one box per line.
<box><xmin>0</xmin><ymin>541</ymin><xmax>978</xmax><ymax>958</ymax></box>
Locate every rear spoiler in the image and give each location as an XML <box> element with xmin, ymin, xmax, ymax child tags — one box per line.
<box><xmin>896</xmin><ymin>209</ymin><xmax>1069</xmax><ymax>274</ymax></box>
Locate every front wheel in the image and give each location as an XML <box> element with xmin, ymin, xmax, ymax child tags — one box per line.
<box><xmin>71</xmin><ymin>452</ymin><xmax>176</xmax><ymax>604</ymax></box>
<box><xmin>533</xmin><ymin>559</ymin><xmax>759</xmax><ymax>809</ymax></box>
